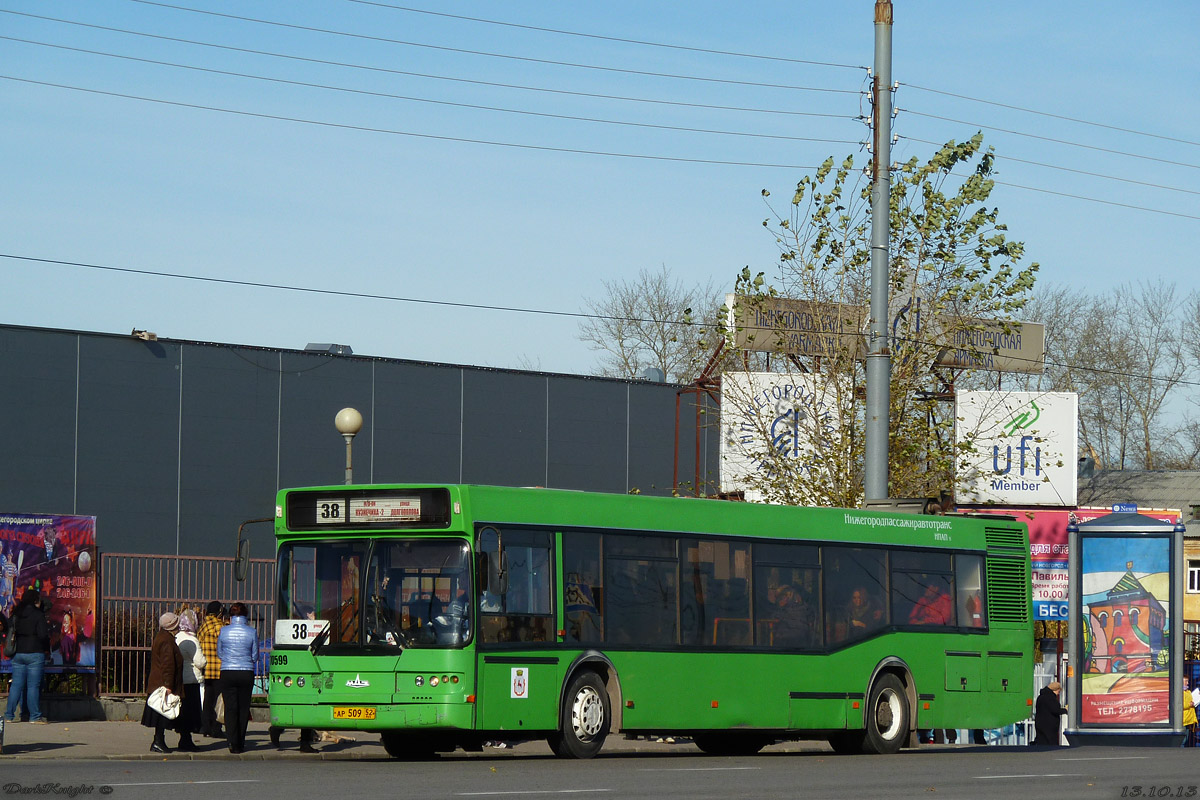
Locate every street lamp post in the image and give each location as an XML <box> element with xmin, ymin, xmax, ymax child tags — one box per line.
<box><xmin>335</xmin><ymin>407</ymin><xmax>363</xmax><ymax>485</ymax></box>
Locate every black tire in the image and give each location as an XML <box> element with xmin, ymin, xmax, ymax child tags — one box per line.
<box><xmin>380</xmin><ymin>731</ymin><xmax>439</xmax><ymax>760</ymax></box>
<box><xmin>827</xmin><ymin>731</ymin><xmax>864</xmax><ymax>754</ymax></box>
<box><xmin>693</xmin><ymin>732</ymin><xmax>769</xmax><ymax>756</ymax></box>
<box><xmin>552</xmin><ymin>671</ymin><xmax>610</xmax><ymax>759</ymax></box>
<box><xmin>861</xmin><ymin>674</ymin><xmax>909</xmax><ymax>755</ymax></box>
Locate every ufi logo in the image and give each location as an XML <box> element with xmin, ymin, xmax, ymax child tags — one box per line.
<box><xmin>993</xmin><ymin>400</ymin><xmax>1041</xmax><ymax>476</ymax></box>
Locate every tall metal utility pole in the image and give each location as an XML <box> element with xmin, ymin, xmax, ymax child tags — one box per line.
<box><xmin>865</xmin><ymin>0</ymin><xmax>893</xmax><ymax>502</ymax></box>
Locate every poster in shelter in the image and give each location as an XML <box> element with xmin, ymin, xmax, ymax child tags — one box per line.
<box><xmin>1078</xmin><ymin>535</ymin><xmax>1171</xmax><ymax>725</ymax></box>
<box><xmin>0</xmin><ymin>513</ymin><xmax>98</xmax><ymax>673</ymax></box>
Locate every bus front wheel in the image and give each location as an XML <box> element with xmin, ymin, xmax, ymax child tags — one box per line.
<box><xmin>861</xmin><ymin>674</ymin><xmax>909</xmax><ymax>755</ymax></box>
<box><xmin>550</xmin><ymin>671</ymin><xmax>610</xmax><ymax>759</ymax></box>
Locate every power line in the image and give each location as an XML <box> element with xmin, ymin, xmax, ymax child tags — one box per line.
<box><xmin>900</xmin><ymin>134</ymin><xmax>1200</xmax><ymax>197</ymax></box>
<box><xmin>0</xmin><ymin>253</ymin><xmax>669</xmax><ymax>325</ymax></box>
<box><xmin>0</xmin><ymin>75</ymin><xmax>824</xmax><ymax>169</ymax></box>
<box><xmin>341</xmin><ymin>0</ymin><xmax>866</xmax><ymax>71</ymax></box>
<box><xmin>988</xmin><ymin>179</ymin><xmax>1200</xmax><ymax>221</ymax></box>
<box><xmin>898</xmin><ymin>107</ymin><xmax>1200</xmax><ymax>171</ymax></box>
<box><xmin>6</xmin><ymin>72</ymin><xmax>1193</xmax><ymax>220</ymax></box>
<box><xmin>2</xmin><ymin>37</ymin><xmax>861</xmax><ymax>146</ymax></box>
<box><xmin>900</xmin><ymin>82</ymin><xmax>1200</xmax><ymax>148</ymax></box>
<box><xmin>123</xmin><ymin>0</ymin><xmax>862</xmax><ymax>95</ymax></box>
<box><xmin>4</xmin><ymin>252</ymin><xmax>1195</xmax><ymax>390</ymax></box>
<box><xmin>0</xmin><ymin>11</ymin><xmax>857</xmax><ymax>120</ymax></box>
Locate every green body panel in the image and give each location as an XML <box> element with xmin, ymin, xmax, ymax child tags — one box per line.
<box><xmin>268</xmin><ymin>483</ymin><xmax>1034</xmax><ymax>740</ymax></box>
<box><xmin>476</xmin><ymin>656</ymin><xmax>560</xmax><ymax>732</ymax></box>
<box><xmin>945</xmin><ymin>653</ymin><xmax>983</xmax><ymax>693</ymax></box>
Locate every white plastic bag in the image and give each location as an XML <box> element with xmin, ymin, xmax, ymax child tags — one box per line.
<box><xmin>147</xmin><ymin>686</ymin><xmax>181</xmax><ymax>720</ymax></box>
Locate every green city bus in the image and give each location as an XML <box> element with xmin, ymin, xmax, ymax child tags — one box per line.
<box><xmin>263</xmin><ymin>483</ymin><xmax>1032</xmax><ymax>758</ymax></box>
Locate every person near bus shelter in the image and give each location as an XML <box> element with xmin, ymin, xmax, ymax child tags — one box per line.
<box><xmin>197</xmin><ymin>601</ymin><xmax>224</xmax><ymax>738</ymax></box>
<box><xmin>1184</xmin><ymin>677</ymin><xmax>1197</xmax><ymax>747</ymax></box>
<box><xmin>1033</xmin><ymin>681</ymin><xmax>1067</xmax><ymax>746</ymax></box>
<box><xmin>217</xmin><ymin>602</ymin><xmax>258</xmax><ymax>754</ymax></box>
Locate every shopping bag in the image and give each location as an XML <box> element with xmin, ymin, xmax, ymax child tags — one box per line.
<box><xmin>214</xmin><ymin>693</ymin><xmax>225</xmax><ymax>725</ymax></box>
<box><xmin>148</xmin><ymin>686</ymin><xmax>181</xmax><ymax>720</ymax></box>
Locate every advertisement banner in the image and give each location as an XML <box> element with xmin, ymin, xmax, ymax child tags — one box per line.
<box><xmin>966</xmin><ymin>507</ymin><xmax>1180</xmax><ymax>621</ymax></box>
<box><xmin>955</xmin><ymin>391</ymin><xmax>1079</xmax><ymax>507</ymax></box>
<box><xmin>1078</xmin><ymin>534</ymin><xmax>1171</xmax><ymax>725</ymax></box>
<box><xmin>1</xmin><ymin>513</ymin><xmax>98</xmax><ymax>673</ymax></box>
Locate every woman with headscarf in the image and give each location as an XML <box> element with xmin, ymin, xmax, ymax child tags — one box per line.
<box><xmin>4</xmin><ymin>588</ymin><xmax>51</xmax><ymax>724</ymax></box>
<box><xmin>174</xmin><ymin>608</ymin><xmax>206</xmax><ymax>751</ymax></box>
<box><xmin>142</xmin><ymin>611</ymin><xmax>184</xmax><ymax>753</ymax></box>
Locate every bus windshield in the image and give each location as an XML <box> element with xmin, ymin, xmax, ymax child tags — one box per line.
<box><xmin>277</xmin><ymin>538</ymin><xmax>473</xmax><ymax>649</ymax></box>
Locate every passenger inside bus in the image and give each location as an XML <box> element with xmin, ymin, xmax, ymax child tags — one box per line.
<box><xmin>908</xmin><ymin>578</ymin><xmax>954</xmax><ymax>626</ymax></box>
<box><xmin>772</xmin><ymin>584</ymin><xmax>817</xmax><ymax>647</ymax></box>
<box><xmin>835</xmin><ymin>586</ymin><xmax>885</xmax><ymax>641</ymax></box>
<box><xmin>429</xmin><ymin>585</ymin><xmax>471</xmax><ymax>645</ymax></box>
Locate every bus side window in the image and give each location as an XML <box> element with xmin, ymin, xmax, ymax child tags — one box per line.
<box><xmin>681</xmin><ymin>539</ymin><xmax>751</xmax><ymax>647</ymax></box>
<box><xmin>481</xmin><ymin>530</ymin><xmax>555</xmax><ymax>644</ymax></box>
<box><xmin>956</xmin><ymin>554</ymin><xmax>986</xmax><ymax>628</ymax></box>
<box><xmin>890</xmin><ymin>551</ymin><xmax>954</xmax><ymax>627</ymax></box>
<box><xmin>562</xmin><ymin>532</ymin><xmax>604</xmax><ymax>644</ymax></box>
<box><xmin>824</xmin><ymin>546</ymin><xmax>887</xmax><ymax>645</ymax></box>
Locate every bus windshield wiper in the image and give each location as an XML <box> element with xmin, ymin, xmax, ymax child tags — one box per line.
<box><xmin>309</xmin><ymin>623</ymin><xmax>331</xmax><ymax>655</ymax></box>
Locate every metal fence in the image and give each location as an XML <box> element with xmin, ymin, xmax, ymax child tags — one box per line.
<box><xmin>99</xmin><ymin>552</ymin><xmax>275</xmax><ymax>696</ymax></box>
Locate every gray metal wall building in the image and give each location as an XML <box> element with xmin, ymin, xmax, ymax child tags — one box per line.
<box><xmin>0</xmin><ymin>324</ymin><xmax>719</xmax><ymax>557</ymax></box>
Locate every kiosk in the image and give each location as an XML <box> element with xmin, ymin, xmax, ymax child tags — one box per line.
<box><xmin>1065</xmin><ymin>511</ymin><xmax>1186</xmax><ymax>746</ymax></box>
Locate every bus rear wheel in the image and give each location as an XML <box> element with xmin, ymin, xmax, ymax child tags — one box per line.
<box><xmin>861</xmin><ymin>674</ymin><xmax>909</xmax><ymax>755</ymax></box>
<box><xmin>693</xmin><ymin>733</ymin><xmax>769</xmax><ymax>756</ymax></box>
<box><xmin>550</xmin><ymin>671</ymin><xmax>609</xmax><ymax>759</ymax></box>
<box><xmin>381</xmin><ymin>731</ymin><xmax>439</xmax><ymax>760</ymax></box>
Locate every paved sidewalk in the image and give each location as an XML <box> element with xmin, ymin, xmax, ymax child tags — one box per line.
<box><xmin>0</xmin><ymin>720</ymin><xmax>838</xmax><ymax>760</ymax></box>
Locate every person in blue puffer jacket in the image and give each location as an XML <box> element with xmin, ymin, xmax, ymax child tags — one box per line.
<box><xmin>216</xmin><ymin>602</ymin><xmax>258</xmax><ymax>754</ymax></box>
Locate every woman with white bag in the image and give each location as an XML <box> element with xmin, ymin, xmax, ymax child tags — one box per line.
<box><xmin>141</xmin><ymin>612</ymin><xmax>184</xmax><ymax>753</ymax></box>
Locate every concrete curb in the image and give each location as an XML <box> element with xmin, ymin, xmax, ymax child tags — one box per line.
<box><xmin>31</xmin><ymin>696</ymin><xmax>271</xmax><ymax>723</ymax></box>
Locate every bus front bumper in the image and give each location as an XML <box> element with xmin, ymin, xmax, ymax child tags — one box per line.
<box><xmin>271</xmin><ymin>702</ymin><xmax>475</xmax><ymax>731</ymax></box>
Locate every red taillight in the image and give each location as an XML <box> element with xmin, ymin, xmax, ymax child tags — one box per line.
<box><xmin>466</xmin><ymin>694</ymin><xmax>476</xmax><ymax>703</ymax></box>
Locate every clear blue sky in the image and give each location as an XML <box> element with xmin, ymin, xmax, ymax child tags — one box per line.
<box><xmin>3</xmin><ymin>1</ymin><xmax>1195</xmax><ymax>375</ymax></box>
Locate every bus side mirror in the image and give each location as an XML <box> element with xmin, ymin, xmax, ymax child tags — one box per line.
<box><xmin>478</xmin><ymin>526</ymin><xmax>508</xmax><ymax>595</ymax></box>
<box><xmin>235</xmin><ymin>538</ymin><xmax>250</xmax><ymax>582</ymax></box>
<box><xmin>234</xmin><ymin>516</ymin><xmax>273</xmax><ymax>583</ymax></box>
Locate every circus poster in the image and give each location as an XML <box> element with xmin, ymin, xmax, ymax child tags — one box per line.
<box><xmin>1078</xmin><ymin>535</ymin><xmax>1171</xmax><ymax>725</ymax></box>
<box><xmin>0</xmin><ymin>513</ymin><xmax>98</xmax><ymax>674</ymax></box>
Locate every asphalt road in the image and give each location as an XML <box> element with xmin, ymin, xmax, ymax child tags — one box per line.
<box><xmin>1</xmin><ymin>745</ymin><xmax>1193</xmax><ymax>800</ymax></box>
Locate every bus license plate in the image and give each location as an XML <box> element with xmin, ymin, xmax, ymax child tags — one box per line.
<box><xmin>332</xmin><ymin>706</ymin><xmax>376</xmax><ymax>720</ymax></box>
